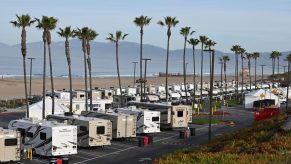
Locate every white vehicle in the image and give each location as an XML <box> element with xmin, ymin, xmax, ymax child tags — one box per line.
<box><xmin>172</xmin><ymin>85</ymin><xmax>181</xmax><ymax>92</ymax></box>
<box><xmin>0</xmin><ymin>128</ymin><xmax>20</xmax><ymax>163</ymax></box>
<box><xmin>126</xmin><ymin>87</ymin><xmax>137</xmax><ymax>96</ymax></box>
<box><xmin>144</xmin><ymin>94</ymin><xmax>160</xmax><ymax>102</ymax></box>
<box><xmin>156</xmin><ymin>86</ymin><xmax>166</xmax><ymax>93</ymax></box>
<box><xmin>169</xmin><ymin>92</ymin><xmax>181</xmax><ymax>105</ymax></box>
<box><xmin>113</xmin><ymin>107</ymin><xmax>160</xmax><ymax>134</ymax></box>
<box><xmin>81</xmin><ymin>111</ymin><xmax>137</xmax><ymax>139</ymax></box>
<box><xmin>8</xmin><ymin>119</ymin><xmax>77</xmax><ymax>157</ymax></box>
<box><xmin>147</xmin><ymin>85</ymin><xmax>156</xmax><ymax>94</ymax></box>
<box><xmin>47</xmin><ymin>114</ymin><xmax>112</xmax><ymax>147</ymax></box>
<box><xmin>127</xmin><ymin>102</ymin><xmax>190</xmax><ymax>129</ymax></box>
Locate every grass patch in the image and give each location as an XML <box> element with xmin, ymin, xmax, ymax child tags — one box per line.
<box><xmin>155</xmin><ymin>113</ymin><xmax>291</xmax><ymax>164</ymax></box>
<box><xmin>192</xmin><ymin>118</ymin><xmax>223</xmax><ymax>125</ymax></box>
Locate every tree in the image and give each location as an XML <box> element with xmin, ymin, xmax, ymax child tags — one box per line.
<box><xmin>222</xmin><ymin>55</ymin><xmax>230</xmax><ymax>100</ymax></box>
<box><xmin>157</xmin><ymin>16</ymin><xmax>179</xmax><ymax>102</ymax></box>
<box><xmin>36</xmin><ymin>16</ymin><xmax>58</xmax><ymax>118</ymax></box>
<box><xmin>219</xmin><ymin>57</ymin><xmax>223</xmax><ymax>100</ymax></box>
<box><xmin>87</xmin><ymin>29</ymin><xmax>98</xmax><ymax>111</ymax></box>
<box><xmin>270</xmin><ymin>51</ymin><xmax>279</xmax><ymax>88</ymax></box>
<box><xmin>10</xmin><ymin>14</ymin><xmax>35</xmax><ymax>118</ymax></box>
<box><xmin>231</xmin><ymin>45</ymin><xmax>241</xmax><ymax>101</ymax></box>
<box><xmin>252</xmin><ymin>52</ymin><xmax>260</xmax><ymax>90</ymax></box>
<box><xmin>133</xmin><ymin>15</ymin><xmax>151</xmax><ymax>101</ymax></box>
<box><xmin>74</xmin><ymin>27</ymin><xmax>90</xmax><ymax>111</ymax></box>
<box><xmin>277</xmin><ymin>52</ymin><xmax>282</xmax><ymax>76</ymax></box>
<box><xmin>187</xmin><ymin>38</ymin><xmax>200</xmax><ymax>106</ymax></box>
<box><xmin>106</xmin><ymin>31</ymin><xmax>128</xmax><ymax>107</ymax></box>
<box><xmin>180</xmin><ymin>26</ymin><xmax>194</xmax><ymax>104</ymax></box>
<box><xmin>57</xmin><ymin>26</ymin><xmax>75</xmax><ymax>113</ymax></box>
<box><xmin>246</xmin><ymin>53</ymin><xmax>253</xmax><ymax>92</ymax></box>
<box><xmin>199</xmin><ymin>36</ymin><xmax>209</xmax><ymax>106</ymax></box>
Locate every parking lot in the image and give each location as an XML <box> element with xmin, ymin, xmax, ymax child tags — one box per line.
<box><xmin>0</xmin><ymin>107</ymin><xmax>254</xmax><ymax>164</ymax></box>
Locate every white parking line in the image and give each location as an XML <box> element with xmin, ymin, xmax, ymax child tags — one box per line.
<box><xmin>111</xmin><ymin>142</ymin><xmax>135</xmax><ymax>148</ymax></box>
<box><xmin>78</xmin><ymin>150</ymin><xmax>101</xmax><ymax>157</ymax></box>
<box><xmin>74</xmin><ymin>146</ymin><xmax>137</xmax><ymax>164</ymax></box>
<box><xmin>107</xmin><ymin>146</ymin><xmax>124</xmax><ymax>151</ymax></box>
<box><xmin>72</xmin><ymin>154</ymin><xmax>89</xmax><ymax>160</ymax></box>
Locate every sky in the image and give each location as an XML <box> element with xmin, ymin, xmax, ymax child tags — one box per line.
<box><xmin>0</xmin><ymin>0</ymin><xmax>291</xmax><ymax>52</ymax></box>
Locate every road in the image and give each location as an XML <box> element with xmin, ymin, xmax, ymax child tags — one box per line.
<box><xmin>0</xmin><ymin>106</ymin><xmax>253</xmax><ymax>164</ymax></box>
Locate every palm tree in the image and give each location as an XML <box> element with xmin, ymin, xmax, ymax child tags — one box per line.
<box><xmin>286</xmin><ymin>54</ymin><xmax>291</xmax><ymax>112</ymax></box>
<box><xmin>277</xmin><ymin>52</ymin><xmax>282</xmax><ymax>76</ymax></box>
<box><xmin>106</xmin><ymin>31</ymin><xmax>128</xmax><ymax>107</ymax></box>
<box><xmin>270</xmin><ymin>51</ymin><xmax>278</xmax><ymax>88</ymax></box>
<box><xmin>57</xmin><ymin>26</ymin><xmax>75</xmax><ymax>113</ymax></box>
<box><xmin>219</xmin><ymin>57</ymin><xmax>223</xmax><ymax>100</ymax></box>
<box><xmin>87</xmin><ymin>29</ymin><xmax>98</xmax><ymax>111</ymax></box>
<box><xmin>74</xmin><ymin>27</ymin><xmax>89</xmax><ymax>111</ymax></box>
<box><xmin>252</xmin><ymin>52</ymin><xmax>260</xmax><ymax>90</ymax></box>
<box><xmin>35</xmin><ymin>16</ymin><xmax>54</xmax><ymax>118</ymax></box>
<box><xmin>180</xmin><ymin>26</ymin><xmax>194</xmax><ymax>104</ymax></box>
<box><xmin>199</xmin><ymin>36</ymin><xmax>208</xmax><ymax>106</ymax></box>
<box><xmin>246</xmin><ymin>53</ymin><xmax>253</xmax><ymax>91</ymax></box>
<box><xmin>10</xmin><ymin>14</ymin><xmax>35</xmax><ymax>118</ymax></box>
<box><xmin>133</xmin><ymin>15</ymin><xmax>151</xmax><ymax>101</ymax></box>
<box><xmin>157</xmin><ymin>16</ymin><xmax>179</xmax><ymax>102</ymax></box>
<box><xmin>222</xmin><ymin>55</ymin><xmax>230</xmax><ymax>100</ymax></box>
<box><xmin>231</xmin><ymin>45</ymin><xmax>241</xmax><ymax>102</ymax></box>
<box><xmin>239</xmin><ymin>48</ymin><xmax>246</xmax><ymax>96</ymax></box>
<box><xmin>187</xmin><ymin>38</ymin><xmax>200</xmax><ymax>106</ymax></box>
<box><xmin>46</xmin><ymin>17</ymin><xmax>58</xmax><ymax>115</ymax></box>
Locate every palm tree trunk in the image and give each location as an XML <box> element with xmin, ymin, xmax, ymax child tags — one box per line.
<box><xmin>236</xmin><ymin>53</ymin><xmax>238</xmax><ymax>102</ymax></box>
<box><xmin>139</xmin><ymin>28</ymin><xmax>143</xmax><ymax>101</ymax></box>
<box><xmin>200</xmin><ymin>43</ymin><xmax>204</xmax><ymax>107</ymax></box>
<box><xmin>224</xmin><ymin>63</ymin><xmax>227</xmax><ymax>100</ymax></box>
<box><xmin>48</xmin><ymin>44</ymin><xmax>55</xmax><ymax>114</ymax></box>
<box><xmin>241</xmin><ymin>56</ymin><xmax>244</xmax><ymax>102</ymax></box>
<box><xmin>87</xmin><ymin>56</ymin><xmax>93</xmax><ymax>111</ymax></box>
<box><xmin>82</xmin><ymin>43</ymin><xmax>88</xmax><ymax>111</ymax></box>
<box><xmin>165</xmin><ymin>32</ymin><xmax>170</xmax><ymax>102</ymax></box>
<box><xmin>192</xmin><ymin>46</ymin><xmax>196</xmax><ymax>106</ymax></box>
<box><xmin>116</xmin><ymin>42</ymin><xmax>123</xmax><ymax>107</ymax></box>
<box><xmin>278</xmin><ymin>57</ymin><xmax>280</xmax><ymax>77</ymax></box>
<box><xmin>23</xmin><ymin>57</ymin><xmax>29</xmax><ymax>117</ymax></box>
<box><xmin>42</xmin><ymin>38</ymin><xmax>47</xmax><ymax>119</ymax></box>
<box><xmin>183</xmin><ymin>37</ymin><xmax>188</xmax><ymax>104</ymax></box>
<box><xmin>249</xmin><ymin>60</ymin><xmax>251</xmax><ymax>92</ymax></box>
<box><xmin>65</xmin><ymin>39</ymin><xmax>73</xmax><ymax>113</ymax></box>
<box><xmin>220</xmin><ymin>61</ymin><xmax>223</xmax><ymax>101</ymax></box>
<box><xmin>255</xmin><ymin>59</ymin><xmax>257</xmax><ymax>90</ymax></box>
<box><xmin>272</xmin><ymin>59</ymin><xmax>275</xmax><ymax>88</ymax></box>
<box><xmin>286</xmin><ymin>61</ymin><xmax>290</xmax><ymax>112</ymax></box>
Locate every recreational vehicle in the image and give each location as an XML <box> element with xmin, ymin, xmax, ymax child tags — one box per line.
<box><xmin>81</xmin><ymin>111</ymin><xmax>137</xmax><ymax>139</ymax></box>
<box><xmin>113</xmin><ymin>107</ymin><xmax>160</xmax><ymax>134</ymax></box>
<box><xmin>46</xmin><ymin>114</ymin><xmax>112</xmax><ymax>147</ymax></box>
<box><xmin>0</xmin><ymin>128</ymin><xmax>20</xmax><ymax>163</ymax></box>
<box><xmin>8</xmin><ymin>119</ymin><xmax>77</xmax><ymax>157</ymax></box>
<box><xmin>127</xmin><ymin>102</ymin><xmax>189</xmax><ymax>129</ymax></box>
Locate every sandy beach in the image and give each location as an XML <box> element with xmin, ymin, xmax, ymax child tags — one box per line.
<box><xmin>0</xmin><ymin>74</ymin><xmax>262</xmax><ymax>99</ymax></box>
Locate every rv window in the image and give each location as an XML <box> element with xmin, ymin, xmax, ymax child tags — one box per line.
<box><xmin>105</xmin><ymin>104</ymin><xmax>111</xmax><ymax>109</ymax></box>
<box><xmin>80</xmin><ymin>126</ymin><xmax>87</xmax><ymax>131</ymax></box>
<box><xmin>152</xmin><ymin>117</ymin><xmax>159</xmax><ymax>122</ymax></box>
<box><xmin>26</xmin><ymin>132</ymin><xmax>33</xmax><ymax>138</ymax></box>
<box><xmin>97</xmin><ymin>126</ymin><xmax>105</xmax><ymax>134</ymax></box>
<box><xmin>40</xmin><ymin>132</ymin><xmax>46</xmax><ymax>140</ymax></box>
<box><xmin>177</xmin><ymin>111</ymin><xmax>183</xmax><ymax>117</ymax></box>
<box><xmin>5</xmin><ymin>138</ymin><xmax>17</xmax><ymax>146</ymax></box>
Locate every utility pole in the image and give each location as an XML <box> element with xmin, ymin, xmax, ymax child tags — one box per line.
<box><xmin>27</xmin><ymin>57</ymin><xmax>36</xmax><ymax>98</ymax></box>
<box><xmin>260</xmin><ymin>64</ymin><xmax>266</xmax><ymax>89</ymax></box>
<box><xmin>142</xmin><ymin>58</ymin><xmax>151</xmax><ymax>100</ymax></box>
<box><xmin>132</xmin><ymin>62</ymin><xmax>138</xmax><ymax>87</ymax></box>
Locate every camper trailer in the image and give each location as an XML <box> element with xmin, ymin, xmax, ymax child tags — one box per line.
<box><xmin>127</xmin><ymin>102</ymin><xmax>189</xmax><ymax>129</ymax></box>
<box><xmin>112</xmin><ymin>95</ymin><xmax>137</xmax><ymax>108</ymax></box>
<box><xmin>113</xmin><ymin>107</ymin><xmax>160</xmax><ymax>134</ymax></box>
<box><xmin>144</xmin><ymin>94</ymin><xmax>160</xmax><ymax>102</ymax></box>
<box><xmin>8</xmin><ymin>119</ymin><xmax>77</xmax><ymax>157</ymax></box>
<box><xmin>46</xmin><ymin>114</ymin><xmax>112</xmax><ymax>147</ymax></box>
<box><xmin>81</xmin><ymin>111</ymin><xmax>137</xmax><ymax>139</ymax></box>
<box><xmin>0</xmin><ymin>128</ymin><xmax>20</xmax><ymax>163</ymax></box>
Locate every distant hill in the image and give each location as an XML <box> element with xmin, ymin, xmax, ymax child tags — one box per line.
<box><xmin>0</xmin><ymin>40</ymin><xmax>290</xmax><ymax>76</ymax></box>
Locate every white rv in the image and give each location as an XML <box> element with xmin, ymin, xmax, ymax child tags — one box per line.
<box><xmin>81</xmin><ymin>111</ymin><xmax>137</xmax><ymax>139</ymax></box>
<box><xmin>8</xmin><ymin>119</ymin><xmax>77</xmax><ymax>157</ymax></box>
<box><xmin>113</xmin><ymin>107</ymin><xmax>160</xmax><ymax>134</ymax></box>
<box><xmin>47</xmin><ymin>114</ymin><xmax>112</xmax><ymax>147</ymax></box>
<box><xmin>127</xmin><ymin>102</ymin><xmax>189</xmax><ymax>129</ymax></box>
<box><xmin>0</xmin><ymin>128</ymin><xmax>20</xmax><ymax>163</ymax></box>
<box><xmin>169</xmin><ymin>92</ymin><xmax>181</xmax><ymax>105</ymax></box>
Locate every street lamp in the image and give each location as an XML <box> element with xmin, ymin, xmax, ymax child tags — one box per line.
<box><xmin>132</xmin><ymin>62</ymin><xmax>138</xmax><ymax>87</ymax></box>
<box><xmin>142</xmin><ymin>58</ymin><xmax>151</xmax><ymax>100</ymax></box>
<box><xmin>204</xmin><ymin>48</ymin><xmax>215</xmax><ymax>142</ymax></box>
<box><xmin>27</xmin><ymin>57</ymin><xmax>36</xmax><ymax>98</ymax></box>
